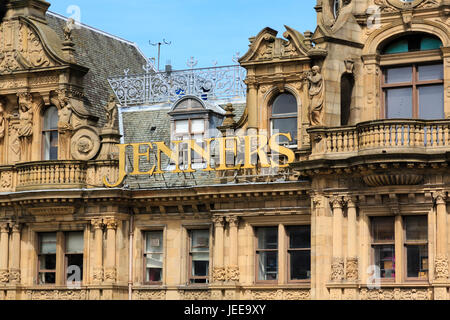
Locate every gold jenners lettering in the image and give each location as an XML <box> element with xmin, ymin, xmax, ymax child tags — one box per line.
<box><xmin>103</xmin><ymin>134</ymin><xmax>295</xmax><ymax>188</ymax></box>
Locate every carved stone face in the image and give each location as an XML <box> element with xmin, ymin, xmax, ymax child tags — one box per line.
<box><xmin>312</xmin><ymin>66</ymin><xmax>320</xmax><ymax>75</ymax></box>
<box><xmin>77</xmin><ymin>137</ymin><xmax>92</xmax><ymax>154</ymax></box>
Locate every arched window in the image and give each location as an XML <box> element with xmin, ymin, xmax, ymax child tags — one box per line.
<box><xmin>270</xmin><ymin>93</ymin><xmax>298</xmax><ymax>145</ymax></box>
<box><xmin>381</xmin><ymin>34</ymin><xmax>444</xmax><ymax>119</ymax></box>
<box><xmin>332</xmin><ymin>0</ymin><xmax>341</xmax><ymax>18</ymax></box>
<box><xmin>42</xmin><ymin>106</ymin><xmax>58</xmax><ymax>160</ymax></box>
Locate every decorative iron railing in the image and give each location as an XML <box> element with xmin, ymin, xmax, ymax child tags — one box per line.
<box><xmin>108</xmin><ymin>65</ymin><xmax>247</xmax><ymax>106</ymax></box>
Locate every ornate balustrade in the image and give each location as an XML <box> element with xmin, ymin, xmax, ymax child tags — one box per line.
<box><xmin>308</xmin><ymin>119</ymin><xmax>450</xmax><ymax>159</ymax></box>
<box><xmin>108</xmin><ymin>65</ymin><xmax>247</xmax><ymax>106</ymax></box>
<box><xmin>0</xmin><ymin>160</ymin><xmax>118</xmax><ymax>192</ymax></box>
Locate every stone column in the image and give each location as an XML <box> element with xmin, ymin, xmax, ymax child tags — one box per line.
<box><xmin>9</xmin><ymin>223</ymin><xmax>21</xmax><ymax>284</ymax></box>
<box><xmin>212</xmin><ymin>216</ymin><xmax>225</xmax><ymax>282</ymax></box>
<box><xmin>104</xmin><ymin>217</ymin><xmax>118</xmax><ymax>283</ymax></box>
<box><xmin>91</xmin><ymin>219</ymin><xmax>104</xmax><ymax>284</ymax></box>
<box><xmin>226</xmin><ymin>216</ymin><xmax>240</xmax><ymax>283</ymax></box>
<box><xmin>330</xmin><ymin>197</ymin><xmax>344</xmax><ymax>282</ymax></box>
<box><xmin>434</xmin><ymin>192</ymin><xmax>448</xmax><ymax>281</ymax></box>
<box><xmin>345</xmin><ymin>197</ymin><xmax>358</xmax><ymax>281</ymax></box>
<box><xmin>247</xmin><ymin>83</ymin><xmax>258</xmax><ymax>129</ymax></box>
<box><xmin>0</xmin><ymin>223</ymin><xmax>9</xmax><ymax>284</ymax></box>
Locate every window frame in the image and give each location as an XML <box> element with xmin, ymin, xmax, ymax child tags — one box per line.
<box><xmin>37</xmin><ymin>232</ymin><xmax>57</xmax><ymax>285</ymax></box>
<box><xmin>370</xmin><ymin>216</ymin><xmax>396</xmax><ymax>283</ymax></box>
<box><xmin>36</xmin><ymin>230</ymin><xmax>85</xmax><ymax>286</ymax></box>
<box><xmin>188</xmin><ymin>228</ymin><xmax>211</xmax><ymax>285</ymax></box>
<box><xmin>403</xmin><ymin>215</ymin><xmax>429</xmax><ymax>282</ymax></box>
<box><xmin>143</xmin><ymin>230</ymin><xmax>164</xmax><ymax>285</ymax></box>
<box><xmin>268</xmin><ymin>92</ymin><xmax>298</xmax><ymax>147</ymax></box>
<box><xmin>255</xmin><ymin>226</ymin><xmax>279</xmax><ymax>284</ymax></box>
<box><xmin>381</xmin><ymin>61</ymin><xmax>444</xmax><ymax>119</ymax></box>
<box><xmin>286</xmin><ymin>225</ymin><xmax>311</xmax><ymax>284</ymax></box>
<box><xmin>173</xmin><ymin>118</ymin><xmax>207</xmax><ymax>165</ymax></box>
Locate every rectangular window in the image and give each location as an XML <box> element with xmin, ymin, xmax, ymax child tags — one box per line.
<box><xmin>65</xmin><ymin>232</ymin><xmax>84</xmax><ymax>284</ymax></box>
<box><xmin>256</xmin><ymin>227</ymin><xmax>278</xmax><ymax>282</ymax></box>
<box><xmin>287</xmin><ymin>226</ymin><xmax>311</xmax><ymax>281</ymax></box>
<box><xmin>383</xmin><ymin>63</ymin><xmax>444</xmax><ymax>119</ymax></box>
<box><xmin>371</xmin><ymin>217</ymin><xmax>395</xmax><ymax>280</ymax></box>
<box><xmin>144</xmin><ymin>231</ymin><xmax>163</xmax><ymax>284</ymax></box>
<box><xmin>38</xmin><ymin>233</ymin><xmax>57</xmax><ymax>284</ymax></box>
<box><xmin>189</xmin><ymin>229</ymin><xmax>210</xmax><ymax>284</ymax></box>
<box><xmin>404</xmin><ymin>216</ymin><xmax>428</xmax><ymax>280</ymax></box>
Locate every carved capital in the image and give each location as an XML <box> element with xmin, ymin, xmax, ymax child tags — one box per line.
<box><xmin>331</xmin><ymin>257</ymin><xmax>345</xmax><ymax>281</ymax></box>
<box><xmin>212</xmin><ymin>267</ymin><xmax>226</xmax><ymax>282</ymax></box>
<box><xmin>212</xmin><ymin>216</ymin><xmax>225</xmax><ymax>228</ymax></box>
<box><xmin>433</xmin><ymin>191</ymin><xmax>447</xmax><ymax>205</ymax></box>
<box><xmin>10</xmin><ymin>223</ymin><xmax>21</xmax><ymax>233</ymax></box>
<box><xmin>226</xmin><ymin>216</ymin><xmax>239</xmax><ymax>228</ymax></box>
<box><xmin>91</xmin><ymin>219</ymin><xmax>104</xmax><ymax>230</ymax></box>
<box><xmin>226</xmin><ymin>265</ymin><xmax>240</xmax><ymax>282</ymax></box>
<box><xmin>345</xmin><ymin>258</ymin><xmax>359</xmax><ymax>281</ymax></box>
<box><xmin>434</xmin><ymin>255</ymin><xmax>449</xmax><ymax>281</ymax></box>
<box><xmin>330</xmin><ymin>197</ymin><xmax>343</xmax><ymax>210</ymax></box>
<box><xmin>104</xmin><ymin>218</ymin><xmax>118</xmax><ymax>230</ymax></box>
<box><xmin>343</xmin><ymin>196</ymin><xmax>357</xmax><ymax>208</ymax></box>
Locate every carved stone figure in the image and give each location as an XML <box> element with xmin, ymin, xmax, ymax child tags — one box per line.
<box><xmin>104</xmin><ymin>95</ymin><xmax>118</xmax><ymax>129</ymax></box>
<box><xmin>58</xmin><ymin>96</ymin><xmax>73</xmax><ymax>131</ymax></box>
<box><xmin>63</xmin><ymin>18</ymin><xmax>75</xmax><ymax>42</ymax></box>
<box><xmin>18</xmin><ymin>94</ymin><xmax>33</xmax><ymax>139</ymax></box>
<box><xmin>307</xmin><ymin>66</ymin><xmax>324</xmax><ymax>126</ymax></box>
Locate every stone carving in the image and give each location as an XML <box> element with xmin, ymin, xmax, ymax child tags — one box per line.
<box><xmin>331</xmin><ymin>257</ymin><xmax>345</xmax><ymax>281</ymax></box>
<box><xmin>178</xmin><ymin>290</ymin><xmax>211</xmax><ymax>300</ymax></box>
<box><xmin>91</xmin><ymin>219</ymin><xmax>104</xmax><ymax>230</ymax></box>
<box><xmin>226</xmin><ymin>266</ymin><xmax>240</xmax><ymax>282</ymax></box>
<box><xmin>9</xmin><ymin>269</ymin><xmax>20</xmax><ymax>284</ymax></box>
<box><xmin>433</xmin><ymin>191</ymin><xmax>447</xmax><ymax>205</ymax></box>
<box><xmin>104</xmin><ymin>267</ymin><xmax>117</xmax><ymax>282</ymax></box>
<box><xmin>63</xmin><ymin>19</ymin><xmax>75</xmax><ymax>42</ymax></box>
<box><xmin>434</xmin><ymin>255</ymin><xmax>449</xmax><ymax>280</ymax></box>
<box><xmin>360</xmin><ymin>288</ymin><xmax>432</xmax><ymax>300</ymax></box>
<box><xmin>133</xmin><ymin>290</ymin><xmax>166</xmax><ymax>300</ymax></box>
<box><xmin>213</xmin><ymin>267</ymin><xmax>226</xmax><ymax>282</ymax></box>
<box><xmin>0</xmin><ymin>171</ymin><xmax>12</xmax><ymax>190</ymax></box>
<box><xmin>212</xmin><ymin>216</ymin><xmax>225</xmax><ymax>227</ymax></box>
<box><xmin>345</xmin><ymin>258</ymin><xmax>358</xmax><ymax>281</ymax></box>
<box><xmin>104</xmin><ymin>95</ymin><xmax>118</xmax><ymax>129</ymax></box>
<box><xmin>226</xmin><ymin>216</ymin><xmax>239</xmax><ymax>228</ymax></box>
<box><xmin>17</xmin><ymin>93</ymin><xmax>34</xmax><ymax>161</ymax></box>
<box><xmin>307</xmin><ymin>66</ymin><xmax>324</xmax><ymax>126</ymax></box>
<box><xmin>27</xmin><ymin>290</ymin><xmax>88</xmax><ymax>300</ymax></box>
<box><xmin>92</xmin><ymin>268</ymin><xmax>104</xmax><ymax>283</ymax></box>
<box><xmin>70</xmin><ymin>127</ymin><xmax>101</xmax><ymax>161</ymax></box>
<box><xmin>0</xmin><ymin>269</ymin><xmax>9</xmax><ymax>283</ymax></box>
<box><xmin>245</xmin><ymin>289</ymin><xmax>310</xmax><ymax>300</ymax></box>
<box><xmin>57</xmin><ymin>96</ymin><xmax>73</xmax><ymax>132</ymax></box>
<box><xmin>0</xmin><ymin>98</ymin><xmax>5</xmax><ymax>140</ymax></box>
<box><xmin>104</xmin><ymin>217</ymin><xmax>118</xmax><ymax>230</ymax></box>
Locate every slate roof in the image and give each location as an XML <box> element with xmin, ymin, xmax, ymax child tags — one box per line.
<box><xmin>45</xmin><ymin>11</ymin><xmax>148</xmax><ymax>126</ymax></box>
<box><xmin>122</xmin><ymin>102</ymin><xmax>246</xmax><ymax>189</ymax></box>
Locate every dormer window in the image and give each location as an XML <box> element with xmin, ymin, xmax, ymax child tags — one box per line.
<box><xmin>42</xmin><ymin>106</ymin><xmax>58</xmax><ymax>160</ymax></box>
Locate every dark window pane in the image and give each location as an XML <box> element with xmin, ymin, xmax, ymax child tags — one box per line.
<box><xmin>192</xmin><ymin>260</ymin><xmax>209</xmax><ymax>277</ymax></box>
<box><xmin>420</xmin><ymin>37</ymin><xmax>442</xmax><ymax>51</ymax></box>
<box><xmin>383</xmin><ymin>39</ymin><xmax>409</xmax><ymax>54</ymax></box>
<box><xmin>290</xmin><ymin>250</ymin><xmax>311</xmax><ymax>280</ymax></box>
<box><xmin>419</xmin><ymin>85</ymin><xmax>444</xmax><ymax>120</ymax></box>
<box><xmin>406</xmin><ymin>245</ymin><xmax>428</xmax><ymax>279</ymax></box>
<box><xmin>386</xmin><ymin>87</ymin><xmax>413</xmax><ymax>118</ymax></box>
<box><xmin>372</xmin><ymin>217</ymin><xmax>395</xmax><ymax>241</ymax></box>
<box><xmin>418</xmin><ymin>64</ymin><xmax>443</xmax><ymax>81</ymax></box>
<box><xmin>67</xmin><ymin>254</ymin><xmax>83</xmax><ymax>282</ymax></box>
<box><xmin>146</xmin><ymin>268</ymin><xmax>162</xmax><ymax>282</ymax></box>
<box><xmin>374</xmin><ymin>245</ymin><xmax>395</xmax><ymax>279</ymax></box>
<box><xmin>271</xmin><ymin>118</ymin><xmax>297</xmax><ymax>144</ymax></box>
<box><xmin>257</xmin><ymin>227</ymin><xmax>278</xmax><ymax>250</ymax></box>
<box><xmin>258</xmin><ymin>251</ymin><xmax>278</xmax><ymax>281</ymax></box>
<box><xmin>272</xmin><ymin>93</ymin><xmax>297</xmax><ymax>115</ymax></box>
<box><xmin>405</xmin><ymin>216</ymin><xmax>428</xmax><ymax>241</ymax></box>
<box><xmin>39</xmin><ymin>272</ymin><xmax>55</xmax><ymax>284</ymax></box>
<box><xmin>385</xmin><ymin>67</ymin><xmax>412</xmax><ymax>84</ymax></box>
<box><xmin>39</xmin><ymin>254</ymin><xmax>56</xmax><ymax>270</ymax></box>
<box><xmin>288</xmin><ymin>226</ymin><xmax>310</xmax><ymax>249</ymax></box>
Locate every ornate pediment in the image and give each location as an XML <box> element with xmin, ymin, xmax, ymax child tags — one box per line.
<box><xmin>239</xmin><ymin>26</ymin><xmax>310</xmax><ymax>64</ymax></box>
<box><xmin>0</xmin><ymin>18</ymin><xmax>63</xmax><ymax>74</ymax></box>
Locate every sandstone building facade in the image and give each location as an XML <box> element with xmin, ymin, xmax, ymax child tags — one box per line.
<box><xmin>0</xmin><ymin>0</ymin><xmax>449</xmax><ymax>300</ymax></box>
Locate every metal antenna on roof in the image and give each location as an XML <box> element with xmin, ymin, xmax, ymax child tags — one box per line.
<box><xmin>149</xmin><ymin>39</ymin><xmax>171</xmax><ymax>72</ymax></box>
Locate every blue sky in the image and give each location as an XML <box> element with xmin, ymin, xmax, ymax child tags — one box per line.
<box><xmin>48</xmin><ymin>0</ymin><xmax>317</xmax><ymax>70</ymax></box>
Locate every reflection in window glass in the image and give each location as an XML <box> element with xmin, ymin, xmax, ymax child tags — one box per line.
<box><xmin>386</xmin><ymin>88</ymin><xmax>413</xmax><ymax>119</ymax></box>
<box><xmin>386</xmin><ymin>67</ymin><xmax>412</xmax><ymax>84</ymax></box>
<box><xmin>145</xmin><ymin>231</ymin><xmax>163</xmax><ymax>283</ymax></box>
<box><xmin>404</xmin><ymin>216</ymin><xmax>428</xmax><ymax>279</ymax></box>
<box><xmin>287</xmin><ymin>226</ymin><xmax>311</xmax><ymax>281</ymax></box>
<box><xmin>190</xmin><ymin>230</ymin><xmax>209</xmax><ymax>284</ymax></box>
<box><xmin>256</xmin><ymin>227</ymin><xmax>278</xmax><ymax>281</ymax></box>
<box><xmin>418</xmin><ymin>64</ymin><xmax>443</xmax><ymax>81</ymax></box>
<box><xmin>418</xmin><ymin>85</ymin><xmax>444</xmax><ymax>120</ymax></box>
